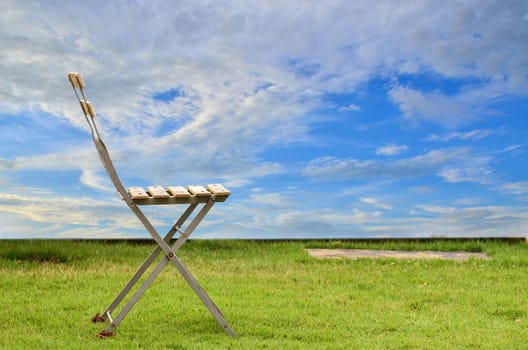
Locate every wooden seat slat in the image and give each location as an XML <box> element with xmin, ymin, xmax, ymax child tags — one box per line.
<box><xmin>207</xmin><ymin>184</ymin><xmax>231</xmax><ymax>196</ymax></box>
<box><xmin>188</xmin><ymin>185</ymin><xmax>211</xmax><ymax>197</ymax></box>
<box><xmin>167</xmin><ymin>186</ymin><xmax>191</xmax><ymax>198</ymax></box>
<box><xmin>128</xmin><ymin>187</ymin><xmax>150</xmax><ymax>200</ymax></box>
<box><xmin>147</xmin><ymin>186</ymin><xmax>170</xmax><ymax>198</ymax></box>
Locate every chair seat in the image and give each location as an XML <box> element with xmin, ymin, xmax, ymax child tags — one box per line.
<box><xmin>127</xmin><ymin>184</ymin><xmax>231</xmax><ymax>205</ymax></box>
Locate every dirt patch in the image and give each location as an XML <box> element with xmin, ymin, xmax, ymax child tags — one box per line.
<box><xmin>307</xmin><ymin>249</ymin><xmax>491</xmax><ymax>260</ymax></box>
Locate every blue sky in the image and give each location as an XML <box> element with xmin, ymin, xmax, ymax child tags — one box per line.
<box><xmin>0</xmin><ymin>0</ymin><xmax>527</xmax><ymax>239</ymax></box>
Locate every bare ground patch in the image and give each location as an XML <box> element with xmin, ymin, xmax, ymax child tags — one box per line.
<box><xmin>307</xmin><ymin>248</ymin><xmax>491</xmax><ymax>260</ymax></box>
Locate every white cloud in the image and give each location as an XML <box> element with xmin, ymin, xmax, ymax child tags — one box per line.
<box><xmin>276</xmin><ymin>208</ymin><xmax>378</xmax><ymax>230</ymax></box>
<box><xmin>366</xmin><ymin>205</ymin><xmax>528</xmax><ymax>238</ymax></box>
<box><xmin>8</xmin><ymin>146</ymin><xmax>115</xmax><ymax>193</ymax></box>
<box><xmin>79</xmin><ymin>170</ymin><xmax>114</xmax><ymax>193</ymax></box>
<box><xmin>321</xmin><ymin>209</ymin><xmax>380</xmax><ymax>225</ymax></box>
<box><xmin>501</xmin><ymin>144</ymin><xmax>524</xmax><ymax>158</ymax></box>
<box><xmin>0</xmin><ymin>193</ymin><xmax>123</xmax><ymax>226</ymax></box>
<box><xmin>217</xmin><ymin>196</ymin><xmax>528</xmax><ymax>239</ymax></box>
<box><xmin>249</xmin><ymin>192</ymin><xmax>290</xmax><ymax>207</ymax></box>
<box><xmin>454</xmin><ymin>197</ymin><xmax>487</xmax><ymax>206</ymax></box>
<box><xmin>303</xmin><ymin>147</ymin><xmax>476</xmax><ymax>180</ymax></box>
<box><xmin>339</xmin><ymin>103</ymin><xmax>361</xmax><ymax>112</ymax></box>
<box><xmin>425</xmin><ymin>129</ymin><xmax>495</xmax><ymax>142</ymax></box>
<box><xmin>360</xmin><ymin>197</ymin><xmax>393</xmax><ymax>210</ymax></box>
<box><xmin>12</xmin><ymin>146</ymin><xmax>98</xmax><ymax>171</ymax></box>
<box><xmin>388</xmin><ymin>85</ymin><xmax>498</xmax><ymax>127</ymax></box>
<box><xmin>408</xmin><ymin>185</ymin><xmax>436</xmax><ymax>194</ymax></box>
<box><xmin>0</xmin><ymin>2</ymin><xmax>524</xmax><ymax>184</ymax></box>
<box><xmin>376</xmin><ymin>144</ymin><xmax>409</xmax><ymax>156</ymax></box>
<box><xmin>1</xmin><ymin>0</ymin><xmax>526</xmax><ymax>131</ymax></box>
<box><xmin>499</xmin><ymin>181</ymin><xmax>528</xmax><ymax>196</ymax></box>
<box><xmin>438</xmin><ymin>156</ymin><xmax>494</xmax><ymax>184</ymax></box>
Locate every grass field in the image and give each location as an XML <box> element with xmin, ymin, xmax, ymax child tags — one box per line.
<box><xmin>0</xmin><ymin>239</ymin><xmax>527</xmax><ymax>349</ymax></box>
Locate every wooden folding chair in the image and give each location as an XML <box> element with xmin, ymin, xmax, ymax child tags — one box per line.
<box><xmin>68</xmin><ymin>72</ymin><xmax>236</xmax><ymax>338</ymax></box>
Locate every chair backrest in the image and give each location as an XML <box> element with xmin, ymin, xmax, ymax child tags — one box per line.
<box><xmin>68</xmin><ymin>72</ymin><xmax>129</xmax><ymax>201</ymax></box>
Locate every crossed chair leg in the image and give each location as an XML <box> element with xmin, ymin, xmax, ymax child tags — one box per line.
<box><xmin>91</xmin><ymin>199</ymin><xmax>236</xmax><ymax>338</ymax></box>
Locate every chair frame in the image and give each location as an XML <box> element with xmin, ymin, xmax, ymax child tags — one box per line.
<box><xmin>68</xmin><ymin>72</ymin><xmax>235</xmax><ymax>338</ymax></box>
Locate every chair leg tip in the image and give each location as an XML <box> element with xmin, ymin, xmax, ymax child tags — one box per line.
<box><xmin>91</xmin><ymin>313</ymin><xmax>106</xmax><ymax>323</ymax></box>
<box><xmin>97</xmin><ymin>330</ymin><xmax>114</xmax><ymax>338</ymax></box>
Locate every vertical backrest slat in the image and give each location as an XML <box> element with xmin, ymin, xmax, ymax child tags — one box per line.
<box><xmin>68</xmin><ymin>72</ymin><xmax>130</xmax><ymax>202</ymax></box>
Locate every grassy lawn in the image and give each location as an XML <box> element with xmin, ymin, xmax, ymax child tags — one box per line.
<box><xmin>0</xmin><ymin>239</ymin><xmax>527</xmax><ymax>349</ymax></box>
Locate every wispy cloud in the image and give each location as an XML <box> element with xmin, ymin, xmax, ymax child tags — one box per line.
<box><xmin>339</xmin><ymin>103</ymin><xmax>361</xmax><ymax>112</ymax></box>
<box><xmin>438</xmin><ymin>156</ymin><xmax>494</xmax><ymax>184</ymax></box>
<box><xmin>360</xmin><ymin>197</ymin><xmax>393</xmax><ymax>210</ymax></box>
<box><xmin>388</xmin><ymin>85</ymin><xmax>505</xmax><ymax>127</ymax></box>
<box><xmin>424</xmin><ymin>129</ymin><xmax>495</xmax><ymax>142</ymax></box>
<box><xmin>303</xmin><ymin>147</ymin><xmax>477</xmax><ymax>180</ymax></box>
<box><xmin>376</xmin><ymin>144</ymin><xmax>409</xmax><ymax>156</ymax></box>
<box><xmin>366</xmin><ymin>205</ymin><xmax>528</xmax><ymax>238</ymax></box>
<box><xmin>498</xmin><ymin>181</ymin><xmax>528</xmax><ymax>196</ymax></box>
<box><xmin>0</xmin><ymin>193</ymin><xmax>123</xmax><ymax>227</ymax></box>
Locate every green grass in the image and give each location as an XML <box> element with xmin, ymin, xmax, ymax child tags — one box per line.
<box><xmin>0</xmin><ymin>239</ymin><xmax>527</xmax><ymax>349</ymax></box>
